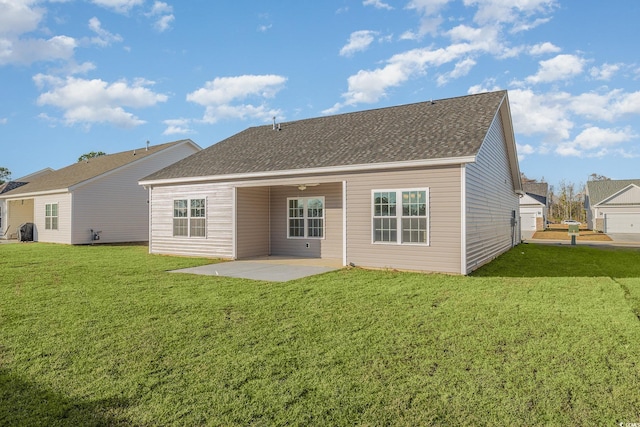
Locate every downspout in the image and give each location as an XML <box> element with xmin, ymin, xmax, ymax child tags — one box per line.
<box><xmin>342</xmin><ymin>180</ymin><xmax>347</xmax><ymax>267</ymax></box>
<box><xmin>460</xmin><ymin>164</ymin><xmax>467</xmax><ymax>275</ymax></box>
<box><xmin>232</xmin><ymin>186</ymin><xmax>237</xmax><ymax>259</ymax></box>
<box><xmin>268</xmin><ymin>186</ymin><xmax>272</xmax><ymax>256</ymax></box>
<box><xmin>147</xmin><ymin>185</ymin><xmax>152</xmax><ymax>254</ymax></box>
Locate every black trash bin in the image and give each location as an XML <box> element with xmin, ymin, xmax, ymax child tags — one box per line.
<box><xmin>18</xmin><ymin>223</ymin><xmax>34</xmax><ymax>242</ymax></box>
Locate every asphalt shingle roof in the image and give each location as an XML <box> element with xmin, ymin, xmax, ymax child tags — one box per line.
<box><xmin>1</xmin><ymin>140</ymin><xmax>191</xmax><ymax>197</ymax></box>
<box><xmin>143</xmin><ymin>91</ymin><xmax>507</xmax><ymax>182</ymax></box>
<box><xmin>522</xmin><ymin>182</ymin><xmax>548</xmax><ymax>204</ymax></box>
<box><xmin>587</xmin><ymin>179</ymin><xmax>640</xmax><ymax>205</ymax></box>
<box><xmin>0</xmin><ymin>181</ymin><xmax>27</xmax><ymax>194</ymax></box>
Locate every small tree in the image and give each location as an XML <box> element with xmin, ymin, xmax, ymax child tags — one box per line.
<box><xmin>588</xmin><ymin>173</ymin><xmax>611</xmax><ymax>181</ymax></box>
<box><xmin>78</xmin><ymin>151</ymin><xmax>107</xmax><ymax>162</ymax></box>
<box><xmin>0</xmin><ymin>167</ymin><xmax>11</xmax><ymax>184</ymax></box>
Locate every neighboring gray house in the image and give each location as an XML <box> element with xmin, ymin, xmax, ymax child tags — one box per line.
<box><xmin>585</xmin><ymin>179</ymin><xmax>640</xmax><ymax>233</ymax></box>
<box><xmin>140</xmin><ymin>91</ymin><xmax>522</xmax><ymax>275</ymax></box>
<box><xmin>519</xmin><ymin>181</ymin><xmax>548</xmax><ymax>238</ymax></box>
<box><xmin>0</xmin><ymin>140</ymin><xmax>200</xmax><ymax>244</ymax></box>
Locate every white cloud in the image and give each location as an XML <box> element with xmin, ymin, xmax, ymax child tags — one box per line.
<box><xmin>517</xmin><ymin>143</ymin><xmax>535</xmax><ymax>155</ymax></box>
<box><xmin>0</xmin><ymin>35</ymin><xmax>77</xmax><ymax>66</ymax></box>
<box><xmin>525</xmin><ymin>54</ymin><xmax>585</xmax><ymax>84</ymax></box>
<box><xmin>406</xmin><ymin>0</ymin><xmax>451</xmax><ymax>36</ymax></box>
<box><xmin>91</xmin><ymin>0</ymin><xmax>145</xmax><ymax>14</ymax></box>
<box><xmin>340</xmin><ymin>30</ymin><xmax>378</xmax><ymax>57</ymax></box>
<box><xmin>465</xmin><ymin>0</ymin><xmax>557</xmax><ymax>26</ymax></box>
<box><xmin>154</xmin><ymin>14</ymin><xmax>174</xmax><ymax>32</ymax></box>
<box><xmin>88</xmin><ymin>17</ymin><xmax>123</xmax><ymax>46</ymax></box>
<box><xmin>146</xmin><ymin>1</ymin><xmax>174</xmax><ymax>32</ymax></box>
<box><xmin>149</xmin><ymin>1</ymin><xmax>172</xmax><ymax>14</ymax></box>
<box><xmin>0</xmin><ymin>0</ymin><xmax>44</xmax><ymax>36</ymax></box>
<box><xmin>511</xmin><ymin>17</ymin><xmax>551</xmax><ymax>33</ymax></box>
<box><xmin>569</xmin><ymin>89</ymin><xmax>640</xmax><ymax>121</ymax></box>
<box><xmin>34</xmin><ymin>74</ymin><xmax>168</xmax><ymax>128</ymax></box>
<box><xmin>508</xmin><ymin>88</ymin><xmax>573</xmax><ymax>141</ymax></box>
<box><xmin>528</xmin><ymin>42</ymin><xmax>560</xmax><ymax>56</ymax></box>
<box><xmin>363</xmin><ymin>0</ymin><xmax>393</xmax><ymax>10</ymax></box>
<box><xmin>589</xmin><ymin>63</ymin><xmax>620</xmax><ymax>81</ymax></box>
<box><xmin>0</xmin><ymin>117</ymin><xmax>7</xmax><ymax>125</ymax></box>
<box><xmin>517</xmin><ymin>143</ymin><xmax>535</xmax><ymax>161</ymax></box>
<box><xmin>162</xmin><ymin>118</ymin><xmax>193</xmax><ymax>135</ymax></box>
<box><xmin>328</xmin><ymin>34</ymin><xmax>504</xmax><ymax>112</ymax></box>
<box><xmin>467</xmin><ymin>79</ymin><xmax>501</xmax><ymax>94</ymax></box>
<box><xmin>68</xmin><ymin>61</ymin><xmax>98</xmax><ymax>74</ymax></box>
<box><xmin>437</xmin><ymin>57</ymin><xmax>476</xmax><ymax>85</ymax></box>
<box><xmin>187</xmin><ymin>74</ymin><xmax>287</xmax><ymax>124</ymax></box>
<box><xmin>556</xmin><ymin>126</ymin><xmax>636</xmax><ymax>157</ymax></box>
<box><xmin>0</xmin><ymin>1</ymin><xmax>80</xmax><ymax>66</ymax></box>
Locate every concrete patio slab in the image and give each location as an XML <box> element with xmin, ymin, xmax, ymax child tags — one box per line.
<box><xmin>170</xmin><ymin>257</ymin><xmax>342</xmax><ymax>282</ymax></box>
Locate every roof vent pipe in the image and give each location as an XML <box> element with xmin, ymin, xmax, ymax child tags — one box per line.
<box><xmin>272</xmin><ymin>116</ymin><xmax>276</xmax><ymax>130</ymax></box>
<box><xmin>146</xmin><ymin>140</ymin><xmax>150</xmax><ymax>151</ymax></box>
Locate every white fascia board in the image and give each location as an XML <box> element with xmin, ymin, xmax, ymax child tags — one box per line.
<box><xmin>1</xmin><ymin>188</ymin><xmax>69</xmax><ymax>199</ymax></box>
<box><xmin>139</xmin><ymin>155</ymin><xmax>478</xmax><ymax>187</ymax></box>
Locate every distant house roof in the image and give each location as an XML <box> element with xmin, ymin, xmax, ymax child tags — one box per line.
<box><xmin>587</xmin><ymin>179</ymin><xmax>640</xmax><ymax>205</ymax></box>
<box><xmin>1</xmin><ymin>140</ymin><xmax>197</xmax><ymax>198</ymax></box>
<box><xmin>142</xmin><ymin>91</ymin><xmax>514</xmax><ymax>183</ymax></box>
<box><xmin>522</xmin><ymin>182</ymin><xmax>548</xmax><ymax>205</ymax></box>
<box><xmin>14</xmin><ymin>167</ymin><xmax>55</xmax><ymax>182</ymax></box>
<box><xmin>0</xmin><ymin>181</ymin><xmax>28</xmax><ymax>194</ymax></box>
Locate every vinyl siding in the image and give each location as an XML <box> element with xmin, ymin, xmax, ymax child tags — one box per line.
<box><xmin>5</xmin><ymin>199</ymin><xmax>35</xmax><ymax>240</ymax></box>
<box><xmin>149</xmin><ymin>182</ymin><xmax>234</xmax><ymax>258</ymax></box>
<box><xmin>70</xmin><ymin>143</ymin><xmax>200</xmax><ymax>244</ymax></box>
<box><xmin>149</xmin><ymin>167</ymin><xmax>462</xmax><ymax>272</ymax></box>
<box><xmin>269</xmin><ymin>183</ymin><xmax>343</xmax><ymax>260</ymax></box>
<box><xmin>465</xmin><ymin>111</ymin><xmax>519</xmax><ymax>274</ymax></box>
<box><xmin>34</xmin><ymin>193</ymin><xmax>72</xmax><ymax>244</ymax></box>
<box><xmin>600</xmin><ymin>185</ymin><xmax>640</xmax><ymax>205</ymax></box>
<box><xmin>0</xmin><ymin>201</ymin><xmax>4</xmax><ymax>238</ymax></box>
<box><xmin>345</xmin><ymin>166</ymin><xmax>462</xmax><ymax>274</ymax></box>
<box><xmin>236</xmin><ymin>187</ymin><xmax>270</xmax><ymax>258</ymax></box>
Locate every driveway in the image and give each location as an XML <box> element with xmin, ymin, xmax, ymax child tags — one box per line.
<box><xmin>170</xmin><ymin>256</ymin><xmax>342</xmax><ymax>282</ymax></box>
<box><xmin>606</xmin><ymin>233</ymin><xmax>640</xmax><ymax>244</ymax></box>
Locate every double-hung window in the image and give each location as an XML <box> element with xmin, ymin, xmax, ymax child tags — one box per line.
<box><xmin>287</xmin><ymin>197</ymin><xmax>324</xmax><ymax>239</ymax></box>
<box><xmin>373</xmin><ymin>189</ymin><xmax>429</xmax><ymax>244</ymax></box>
<box><xmin>45</xmin><ymin>203</ymin><xmax>58</xmax><ymax>230</ymax></box>
<box><xmin>173</xmin><ymin>198</ymin><xmax>206</xmax><ymax>237</ymax></box>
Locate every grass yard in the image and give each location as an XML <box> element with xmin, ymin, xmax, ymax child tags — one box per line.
<box><xmin>1</xmin><ymin>243</ymin><xmax>640</xmax><ymax>425</ymax></box>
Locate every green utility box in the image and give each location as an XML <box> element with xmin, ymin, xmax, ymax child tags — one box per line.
<box><xmin>568</xmin><ymin>224</ymin><xmax>579</xmax><ymax>245</ymax></box>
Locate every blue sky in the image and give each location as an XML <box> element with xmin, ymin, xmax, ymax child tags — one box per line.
<box><xmin>1</xmin><ymin>0</ymin><xmax>639</xmax><ymax>190</ymax></box>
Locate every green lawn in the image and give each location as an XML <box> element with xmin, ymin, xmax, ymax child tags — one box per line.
<box><xmin>1</xmin><ymin>243</ymin><xmax>640</xmax><ymax>426</ymax></box>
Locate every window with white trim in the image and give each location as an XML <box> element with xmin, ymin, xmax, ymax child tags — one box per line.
<box><xmin>173</xmin><ymin>198</ymin><xmax>206</xmax><ymax>237</ymax></box>
<box><xmin>373</xmin><ymin>189</ymin><xmax>429</xmax><ymax>244</ymax></box>
<box><xmin>45</xmin><ymin>203</ymin><xmax>58</xmax><ymax>230</ymax></box>
<box><xmin>287</xmin><ymin>197</ymin><xmax>324</xmax><ymax>238</ymax></box>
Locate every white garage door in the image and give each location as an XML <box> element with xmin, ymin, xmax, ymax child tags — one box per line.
<box><xmin>605</xmin><ymin>213</ymin><xmax>640</xmax><ymax>233</ymax></box>
<box><xmin>521</xmin><ymin>213</ymin><xmax>537</xmax><ymax>231</ymax></box>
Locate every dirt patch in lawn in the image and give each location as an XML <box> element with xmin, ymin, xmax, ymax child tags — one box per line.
<box><xmin>532</xmin><ymin>230</ymin><xmax>612</xmax><ymax>241</ymax></box>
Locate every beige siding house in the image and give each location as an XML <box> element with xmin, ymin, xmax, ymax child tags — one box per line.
<box><xmin>140</xmin><ymin>91</ymin><xmax>522</xmax><ymax>274</ymax></box>
<box><xmin>0</xmin><ymin>140</ymin><xmax>200</xmax><ymax>244</ymax></box>
<box><xmin>519</xmin><ymin>182</ymin><xmax>549</xmax><ymax>239</ymax></box>
<box><xmin>585</xmin><ymin>179</ymin><xmax>640</xmax><ymax>234</ymax></box>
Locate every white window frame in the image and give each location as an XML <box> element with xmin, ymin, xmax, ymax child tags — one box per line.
<box><xmin>372</xmin><ymin>188</ymin><xmax>429</xmax><ymax>245</ymax></box>
<box><xmin>287</xmin><ymin>196</ymin><xmax>325</xmax><ymax>239</ymax></box>
<box><xmin>45</xmin><ymin>202</ymin><xmax>59</xmax><ymax>230</ymax></box>
<box><xmin>172</xmin><ymin>198</ymin><xmax>207</xmax><ymax>238</ymax></box>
